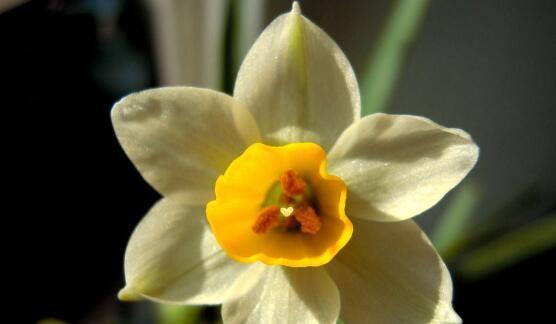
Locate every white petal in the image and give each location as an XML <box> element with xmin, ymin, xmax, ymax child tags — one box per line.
<box><xmin>326</xmin><ymin>217</ymin><xmax>461</xmax><ymax>324</ymax></box>
<box><xmin>222</xmin><ymin>266</ymin><xmax>340</xmax><ymax>324</ymax></box>
<box><xmin>112</xmin><ymin>87</ymin><xmax>260</xmax><ymax>205</ymax></box>
<box><xmin>121</xmin><ymin>198</ymin><xmax>263</xmax><ymax>305</ymax></box>
<box><xmin>328</xmin><ymin>113</ymin><xmax>479</xmax><ymax>221</ymax></box>
<box><xmin>234</xmin><ymin>3</ymin><xmax>360</xmax><ymax>150</ymax></box>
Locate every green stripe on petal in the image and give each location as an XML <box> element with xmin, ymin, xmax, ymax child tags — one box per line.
<box><xmin>234</xmin><ymin>2</ymin><xmax>360</xmax><ymax>150</ymax></box>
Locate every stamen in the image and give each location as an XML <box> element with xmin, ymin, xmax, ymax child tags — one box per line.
<box><xmin>253</xmin><ymin>169</ymin><xmax>322</xmax><ymax>235</ymax></box>
<box><xmin>280</xmin><ymin>170</ymin><xmax>306</xmax><ymax>197</ymax></box>
<box><xmin>252</xmin><ymin>205</ymin><xmax>280</xmax><ymax>234</ymax></box>
<box><xmin>293</xmin><ymin>202</ymin><xmax>321</xmax><ymax>234</ymax></box>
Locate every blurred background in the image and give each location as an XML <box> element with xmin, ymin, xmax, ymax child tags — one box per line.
<box><xmin>4</xmin><ymin>0</ymin><xmax>555</xmax><ymax>323</ymax></box>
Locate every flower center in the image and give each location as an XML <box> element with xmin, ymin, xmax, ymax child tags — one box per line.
<box><xmin>252</xmin><ymin>170</ymin><xmax>321</xmax><ymax>235</ymax></box>
<box><xmin>206</xmin><ymin>142</ymin><xmax>353</xmax><ymax>267</ymax></box>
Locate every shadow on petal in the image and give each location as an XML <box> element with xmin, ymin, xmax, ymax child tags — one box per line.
<box><xmin>123</xmin><ymin>199</ymin><xmax>254</xmax><ymax>305</ymax></box>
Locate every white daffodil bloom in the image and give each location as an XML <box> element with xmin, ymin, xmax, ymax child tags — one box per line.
<box><xmin>112</xmin><ymin>3</ymin><xmax>477</xmax><ymax>323</ymax></box>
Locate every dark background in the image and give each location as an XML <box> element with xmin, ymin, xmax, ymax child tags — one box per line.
<box><xmin>4</xmin><ymin>0</ymin><xmax>555</xmax><ymax>323</ymax></box>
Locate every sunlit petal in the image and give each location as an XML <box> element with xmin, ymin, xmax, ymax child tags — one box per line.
<box><xmin>121</xmin><ymin>198</ymin><xmax>263</xmax><ymax>305</ymax></box>
<box><xmin>234</xmin><ymin>2</ymin><xmax>360</xmax><ymax>150</ymax></box>
<box><xmin>222</xmin><ymin>266</ymin><xmax>340</xmax><ymax>324</ymax></box>
<box><xmin>326</xmin><ymin>217</ymin><xmax>461</xmax><ymax>324</ymax></box>
<box><xmin>112</xmin><ymin>87</ymin><xmax>260</xmax><ymax>205</ymax></box>
<box><xmin>328</xmin><ymin>113</ymin><xmax>478</xmax><ymax>221</ymax></box>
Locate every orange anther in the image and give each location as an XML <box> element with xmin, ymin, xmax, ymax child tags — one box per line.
<box><xmin>280</xmin><ymin>170</ymin><xmax>306</xmax><ymax>197</ymax></box>
<box><xmin>293</xmin><ymin>202</ymin><xmax>321</xmax><ymax>234</ymax></box>
<box><xmin>252</xmin><ymin>205</ymin><xmax>280</xmax><ymax>234</ymax></box>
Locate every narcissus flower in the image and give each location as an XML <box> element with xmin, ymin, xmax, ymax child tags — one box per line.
<box><xmin>113</xmin><ymin>2</ymin><xmax>477</xmax><ymax>323</ymax></box>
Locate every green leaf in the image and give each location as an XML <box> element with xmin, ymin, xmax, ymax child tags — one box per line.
<box><xmin>361</xmin><ymin>0</ymin><xmax>431</xmax><ymax>115</ymax></box>
<box><xmin>458</xmin><ymin>213</ymin><xmax>556</xmax><ymax>281</ymax></box>
<box><xmin>232</xmin><ymin>0</ymin><xmax>267</xmax><ymax>78</ymax></box>
<box><xmin>432</xmin><ymin>180</ymin><xmax>480</xmax><ymax>260</ymax></box>
<box><xmin>156</xmin><ymin>304</ymin><xmax>203</xmax><ymax>324</ymax></box>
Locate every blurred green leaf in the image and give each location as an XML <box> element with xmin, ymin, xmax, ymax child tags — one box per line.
<box><xmin>432</xmin><ymin>180</ymin><xmax>480</xmax><ymax>260</ymax></box>
<box><xmin>458</xmin><ymin>213</ymin><xmax>556</xmax><ymax>281</ymax></box>
<box><xmin>156</xmin><ymin>304</ymin><xmax>202</xmax><ymax>324</ymax></box>
<box><xmin>231</xmin><ymin>0</ymin><xmax>266</xmax><ymax>78</ymax></box>
<box><xmin>361</xmin><ymin>0</ymin><xmax>430</xmax><ymax>115</ymax></box>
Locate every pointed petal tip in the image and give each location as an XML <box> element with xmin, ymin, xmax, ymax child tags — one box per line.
<box><xmin>118</xmin><ymin>286</ymin><xmax>144</xmax><ymax>302</ymax></box>
<box><xmin>444</xmin><ymin>308</ymin><xmax>463</xmax><ymax>324</ymax></box>
<box><xmin>292</xmin><ymin>1</ymin><xmax>301</xmax><ymax>15</ymax></box>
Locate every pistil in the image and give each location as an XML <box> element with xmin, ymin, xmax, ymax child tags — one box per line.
<box><xmin>253</xmin><ymin>169</ymin><xmax>321</xmax><ymax>235</ymax></box>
